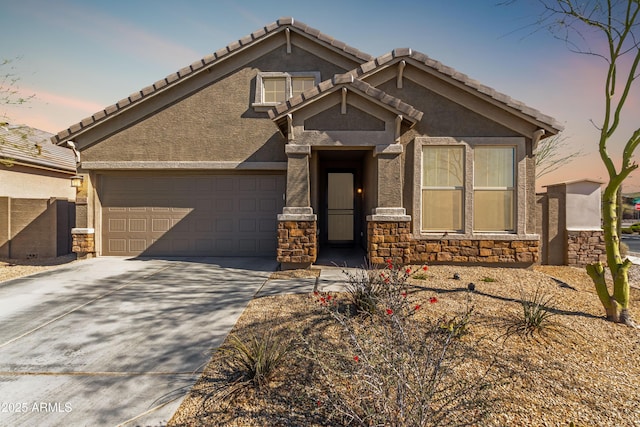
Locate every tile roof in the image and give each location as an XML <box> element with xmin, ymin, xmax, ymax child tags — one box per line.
<box><xmin>350</xmin><ymin>49</ymin><xmax>564</xmax><ymax>133</ymax></box>
<box><xmin>51</xmin><ymin>17</ymin><xmax>373</xmax><ymax>145</ymax></box>
<box><xmin>268</xmin><ymin>74</ymin><xmax>424</xmax><ymax>123</ymax></box>
<box><xmin>1</xmin><ymin>124</ymin><xmax>76</xmax><ymax>173</ymax></box>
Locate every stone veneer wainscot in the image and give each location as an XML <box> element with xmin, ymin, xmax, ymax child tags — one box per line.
<box><xmin>368</xmin><ymin>221</ymin><xmax>539</xmax><ymax>265</ymax></box>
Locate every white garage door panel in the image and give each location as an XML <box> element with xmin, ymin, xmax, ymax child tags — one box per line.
<box><xmin>101</xmin><ymin>174</ymin><xmax>285</xmax><ymax>256</ymax></box>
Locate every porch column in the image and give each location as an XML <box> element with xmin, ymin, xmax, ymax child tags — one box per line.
<box><xmin>277</xmin><ymin>144</ymin><xmax>317</xmax><ymax>269</ymax></box>
<box><xmin>367</xmin><ymin>144</ymin><xmax>411</xmax><ymax>265</ymax></box>
<box><xmin>72</xmin><ymin>171</ymin><xmax>96</xmax><ymax>259</ymax></box>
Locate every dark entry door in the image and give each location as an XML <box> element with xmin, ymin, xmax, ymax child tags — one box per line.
<box><xmin>327</xmin><ymin>172</ymin><xmax>354</xmax><ymax>244</ymax></box>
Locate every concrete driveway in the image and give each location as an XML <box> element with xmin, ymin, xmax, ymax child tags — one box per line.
<box><xmin>0</xmin><ymin>257</ymin><xmax>277</xmax><ymax>427</ymax></box>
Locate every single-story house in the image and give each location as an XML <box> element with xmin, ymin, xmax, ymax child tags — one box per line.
<box><xmin>1</xmin><ymin>123</ymin><xmax>76</xmax><ymax>258</ymax></box>
<box><xmin>51</xmin><ymin>17</ymin><xmax>562</xmax><ymax>267</ymax></box>
<box><xmin>1</xmin><ymin>124</ymin><xmax>76</xmax><ymax>199</ymax></box>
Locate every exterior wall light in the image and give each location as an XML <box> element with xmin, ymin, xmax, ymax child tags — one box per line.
<box><xmin>70</xmin><ymin>175</ymin><xmax>84</xmax><ymax>188</ymax></box>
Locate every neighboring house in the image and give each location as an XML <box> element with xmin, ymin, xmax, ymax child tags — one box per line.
<box><xmin>1</xmin><ymin>124</ymin><xmax>76</xmax><ymax>259</ymax></box>
<box><xmin>51</xmin><ymin>17</ymin><xmax>562</xmax><ymax>267</ymax></box>
<box><xmin>1</xmin><ymin>124</ymin><xmax>76</xmax><ymax>199</ymax></box>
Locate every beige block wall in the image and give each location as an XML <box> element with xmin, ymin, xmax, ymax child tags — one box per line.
<box><xmin>1</xmin><ymin>198</ymin><xmax>54</xmax><ymax>258</ymax></box>
<box><xmin>0</xmin><ymin>197</ymin><xmax>74</xmax><ymax>259</ymax></box>
<box><xmin>0</xmin><ymin>166</ymin><xmax>75</xmax><ymax>199</ymax></box>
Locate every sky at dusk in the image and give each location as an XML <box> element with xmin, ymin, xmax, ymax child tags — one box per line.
<box><xmin>2</xmin><ymin>0</ymin><xmax>639</xmax><ymax>191</ymax></box>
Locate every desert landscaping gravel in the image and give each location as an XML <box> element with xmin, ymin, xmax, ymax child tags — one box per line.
<box><xmin>3</xmin><ymin>257</ymin><xmax>639</xmax><ymax>426</ymax></box>
<box><xmin>169</xmin><ymin>264</ymin><xmax>640</xmax><ymax>427</ymax></box>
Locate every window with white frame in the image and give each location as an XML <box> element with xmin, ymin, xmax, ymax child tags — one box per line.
<box><xmin>421</xmin><ymin>146</ymin><xmax>465</xmax><ymax>232</ymax></box>
<box><xmin>253</xmin><ymin>72</ymin><xmax>320</xmax><ymax>110</ymax></box>
<box><xmin>473</xmin><ymin>146</ymin><xmax>515</xmax><ymax>232</ymax></box>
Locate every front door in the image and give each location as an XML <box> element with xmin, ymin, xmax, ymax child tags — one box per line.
<box><xmin>327</xmin><ymin>172</ymin><xmax>355</xmax><ymax>245</ymax></box>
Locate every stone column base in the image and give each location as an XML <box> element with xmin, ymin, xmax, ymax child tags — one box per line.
<box><xmin>277</xmin><ymin>220</ymin><xmax>317</xmax><ymax>270</ymax></box>
<box><xmin>71</xmin><ymin>228</ymin><xmax>96</xmax><ymax>259</ymax></box>
<box><xmin>368</xmin><ymin>221</ymin><xmax>412</xmax><ymax>265</ymax></box>
<box><xmin>567</xmin><ymin>229</ymin><xmax>606</xmax><ymax>266</ymax></box>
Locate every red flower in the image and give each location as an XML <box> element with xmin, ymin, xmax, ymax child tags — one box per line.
<box><xmin>422</xmin><ymin>265</ymin><xmax>428</xmax><ymax>271</ymax></box>
<box><xmin>414</xmin><ymin>304</ymin><xmax>421</xmax><ymax>311</ymax></box>
<box><xmin>317</xmin><ymin>400</ymin><xmax>322</xmax><ymax>407</ymax></box>
<box><xmin>353</xmin><ymin>355</ymin><xmax>359</xmax><ymax>362</ymax></box>
<box><xmin>386</xmin><ymin>308</ymin><xmax>393</xmax><ymax>315</ymax></box>
<box><xmin>314</xmin><ymin>291</ymin><xmax>319</xmax><ymax>296</ymax></box>
<box><xmin>384</xmin><ymin>278</ymin><xmax>390</xmax><ymax>283</ymax></box>
<box><xmin>429</xmin><ymin>297</ymin><xmax>438</xmax><ymax>304</ymax></box>
<box><xmin>405</xmin><ymin>268</ymin><xmax>411</xmax><ymax>274</ymax></box>
<box><xmin>401</xmin><ymin>291</ymin><xmax>407</xmax><ymax>298</ymax></box>
<box><xmin>327</xmin><ymin>295</ymin><xmax>332</xmax><ymax>301</ymax></box>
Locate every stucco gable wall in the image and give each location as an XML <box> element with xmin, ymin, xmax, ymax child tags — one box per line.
<box><xmin>80</xmin><ymin>43</ymin><xmax>353</xmax><ymax>164</ymax></box>
<box><xmin>373</xmin><ymin>74</ymin><xmax>537</xmax><ymax>236</ymax></box>
<box><xmin>377</xmin><ymin>77</ymin><xmax>520</xmax><ymax>138</ymax></box>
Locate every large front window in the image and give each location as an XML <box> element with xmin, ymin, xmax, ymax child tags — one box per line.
<box><xmin>474</xmin><ymin>147</ymin><xmax>515</xmax><ymax>232</ymax></box>
<box><xmin>421</xmin><ymin>146</ymin><xmax>464</xmax><ymax>232</ymax></box>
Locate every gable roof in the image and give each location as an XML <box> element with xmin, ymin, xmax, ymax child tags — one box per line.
<box><xmin>1</xmin><ymin>124</ymin><xmax>76</xmax><ymax>173</ymax></box>
<box><xmin>51</xmin><ymin>17</ymin><xmax>373</xmax><ymax>146</ymax></box>
<box><xmin>268</xmin><ymin>73</ymin><xmax>423</xmax><ymax>133</ymax></box>
<box><xmin>348</xmin><ymin>48</ymin><xmax>564</xmax><ymax>135</ymax></box>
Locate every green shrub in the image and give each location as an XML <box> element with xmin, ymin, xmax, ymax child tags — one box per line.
<box><xmin>222</xmin><ymin>332</ymin><xmax>291</xmax><ymax>390</ymax></box>
<box><xmin>506</xmin><ymin>288</ymin><xmax>558</xmax><ymax>339</ymax></box>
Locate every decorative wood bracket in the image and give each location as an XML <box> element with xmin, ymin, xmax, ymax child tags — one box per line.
<box><xmin>341</xmin><ymin>87</ymin><xmax>347</xmax><ymax>114</ymax></box>
<box><xmin>285</xmin><ymin>28</ymin><xmax>291</xmax><ymax>54</ymax></box>
<box><xmin>287</xmin><ymin>114</ymin><xmax>294</xmax><ymax>140</ymax></box>
<box><xmin>397</xmin><ymin>60</ymin><xmax>406</xmax><ymax>89</ymax></box>
<box><xmin>395</xmin><ymin>115</ymin><xmax>403</xmax><ymax>142</ymax></box>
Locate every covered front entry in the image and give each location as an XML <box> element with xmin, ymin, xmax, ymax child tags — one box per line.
<box><xmin>99</xmin><ymin>173</ymin><xmax>285</xmax><ymax>256</ymax></box>
<box><xmin>315</xmin><ymin>150</ymin><xmax>368</xmax><ymax>253</ymax></box>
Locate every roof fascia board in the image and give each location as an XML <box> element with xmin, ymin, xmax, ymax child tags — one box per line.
<box><xmin>0</xmin><ymin>159</ymin><xmax>75</xmax><ymax>175</ymax></box>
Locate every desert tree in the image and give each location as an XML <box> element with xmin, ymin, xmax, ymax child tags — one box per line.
<box><xmin>512</xmin><ymin>0</ymin><xmax>640</xmax><ymax>324</ymax></box>
<box><xmin>0</xmin><ymin>57</ymin><xmax>33</xmax><ymax>124</ymax></box>
<box><xmin>1</xmin><ymin>58</ymin><xmax>38</xmax><ymax>165</ymax></box>
<box><xmin>535</xmin><ymin>133</ymin><xmax>583</xmax><ymax>178</ymax></box>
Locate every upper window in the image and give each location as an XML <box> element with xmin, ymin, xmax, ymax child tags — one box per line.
<box><xmin>253</xmin><ymin>72</ymin><xmax>321</xmax><ymax>110</ymax></box>
<box><xmin>473</xmin><ymin>147</ymin><xmax>515</xmax><ymax>232</ymax></box>
<box><xmin>421</xmin><ymin>146</ymin><xmax>464</xmax><ymax>232</ymax></box>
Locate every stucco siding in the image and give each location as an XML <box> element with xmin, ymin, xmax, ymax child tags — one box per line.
<box><xmin>378</xmin><ymin>78</ymin><xmax>520</xmax><ymax>138</ymax></box>
<box><xmin>81</xmin><ymin>43</ymin><xmax>351</xmax><ymax>165</ymax></box>
<box><xmin>0</xmin><ymin>166</ymin><xmax>75</xmax><ymax>199</ymax></box>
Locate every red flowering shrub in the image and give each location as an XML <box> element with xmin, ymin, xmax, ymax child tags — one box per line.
<box><xmin>305</xmin><ymin>263</ymin><xmax>489</xmax><ymax>427</ymax></box>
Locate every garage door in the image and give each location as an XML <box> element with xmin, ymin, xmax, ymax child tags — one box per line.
<box><xmin>100</xmin><ymin>174</ymin><xmax>285</xmax><ymax>256</ymax></box>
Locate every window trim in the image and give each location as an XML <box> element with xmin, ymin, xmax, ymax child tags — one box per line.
<box><xmin>420</xmin><ymin>145</ymin><xmax>465</xmax><ymax>233</ymax></box>
<box><xmin>473</xmin><ymin>146</ymin><xmax>516</xmax><ymax>233</ymax></box>
<box><xmin>253</xmin><ymin>71</ymin><xmax>321</xmax><ymax>111</ymax></box>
